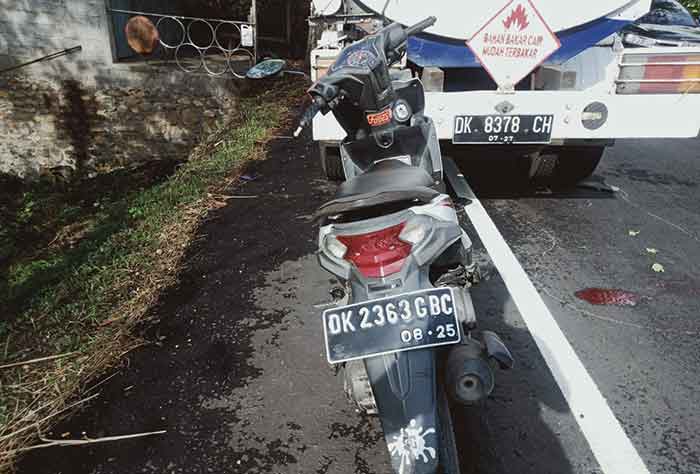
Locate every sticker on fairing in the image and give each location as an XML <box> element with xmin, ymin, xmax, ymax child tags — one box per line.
<box><xmin>367</xmin><ymin>108</ymin><xmax>393</xmax><ymax>127</ymax></box>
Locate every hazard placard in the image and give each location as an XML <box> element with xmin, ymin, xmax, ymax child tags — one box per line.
<box><xmin>467</xmin><ymin>0</ymin><xmax>561</xmax><ymax>90</ymax></box>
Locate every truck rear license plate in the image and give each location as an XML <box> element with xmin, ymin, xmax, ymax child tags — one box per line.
<box><xmin>322</xmin><ymin>288</ymin><xmax>461</xmax><ymax>364</ymax></box>
<box><xmin>453</xmin><ymin>114</ymin><xmax>554</xmax><ymax>144</ymax></box>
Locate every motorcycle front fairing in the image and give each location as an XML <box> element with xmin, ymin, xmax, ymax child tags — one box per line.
<box><xmin>309</xmin><ymin>22</ymin><xmax>414</xmax><ymax>137</ymax></box>
<box><xmin>339</xmin><ymin>115</ymin><xmax>443</xmax><ymax>181</ymax></box>
<box><xmin>336</xmin><ymin>77</ymin><xmax>444</xmax><ymax>181</ymax></box>
<box><xmin>309</xmin><ymin>20</ymin><xmax>442</xmax><ymax>181</ymax></box>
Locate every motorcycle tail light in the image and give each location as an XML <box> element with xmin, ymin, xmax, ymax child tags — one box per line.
<box><xmin>398</xmin><ymin>219</ymin><xmax>428</xmax><ymax>245</ymax></box>
<box><xmin>337</xmin><ymin>223</ymin><xmax>412</xmax><ymax>278</ymax></box>
<box><xmin>438</xmin><ymin>197</ymin><xmax>455</xmax><ymax>208</ymax></box>
<box><xmin>323</xmin><ymin>234</ymin><xmax>348</xmax><ymax>259</ymax></box>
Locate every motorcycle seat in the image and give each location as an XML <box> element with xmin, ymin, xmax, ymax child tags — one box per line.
<box><xmin>336</xmin><ymin>159</ymin><xmax>436</xmax><ymax>198</ymax></box>
<box><xmin>315</xmin><ymin>160</ymin><xmax>440</xmax><ymax>219</ymax></box>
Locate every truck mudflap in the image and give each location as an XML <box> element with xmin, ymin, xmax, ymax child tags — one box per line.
<box><xmin>364</xmin><ymin>349</ymin><xmax>443</xmax><ymax>474</ymax></box>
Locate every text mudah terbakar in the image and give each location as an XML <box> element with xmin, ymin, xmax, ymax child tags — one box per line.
<box><xmin>482</xmin><ymin>45</ymin><xmax>540</xmax><ymax>58</ymax></box>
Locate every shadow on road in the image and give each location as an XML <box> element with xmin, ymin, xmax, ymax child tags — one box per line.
<box><xmin>453</xmin><ymin>272</ymin><xmax>577</xmax><ymax>474</ymax></box>
<box><xmin>16</xmin><ymin>130</ymin><xmax>343</xmax><ymax>474</ymax></box>
<box><xmin>451</xmin><ymin>151</ymin><xmax>618</xmax><ymax>202</ymax></box>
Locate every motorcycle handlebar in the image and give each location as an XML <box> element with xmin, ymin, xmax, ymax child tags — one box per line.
<box><xmin>293</xmin><ymin>17</ymin><xmax>437</xmax><ymax>138</ymax></box>
<box><xmin>404</xmin><ymin>16</ymin><xmax>437</xmax><ymax>37</ymax></box>
<box><xmin>385</xmin><ymin>16</ymin><xmax>437</xmax><ymax>59</ymax></box>
<box><xmin>293</xmin><ymin>97</ymin><xmax>324</xmax><ymax>138</ymax></box>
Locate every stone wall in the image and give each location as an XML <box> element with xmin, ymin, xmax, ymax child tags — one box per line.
<box><xmin>0</xmin><ymin>0</ymin><xmax>243</xmax><ymax>181</ymax></box>
<box><xmin>0</xmin><ymin>75</ymin><xmax>234</xmax><ymax>180</ymax></box>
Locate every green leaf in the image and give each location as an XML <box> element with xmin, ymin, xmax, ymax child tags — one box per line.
<box><xmin>680</xmin><ymin>0</ymin><xmax>700</xmax><ymax>16</ymax></box>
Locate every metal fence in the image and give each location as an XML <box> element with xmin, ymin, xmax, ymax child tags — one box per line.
<box><xmin>108</xmin><ymin>8</ymin><xmax>257</xmax><ymax>78</ymax></box>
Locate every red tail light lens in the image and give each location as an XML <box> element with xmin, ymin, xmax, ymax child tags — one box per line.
<box><xmin>337</xmin><ymin>223</ymin><xmax>412</xmax><ymax>278</ymax></box>
<box><xmin>439</xmin><ymin>197</ymin><xmax>455</xmax><ymax>208</ymax></box>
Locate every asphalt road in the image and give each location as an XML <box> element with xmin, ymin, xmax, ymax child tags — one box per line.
<box><xmin>18</xmin><ymin>135</ymin><xmax>700</xmax><ymax>474</ymax></box>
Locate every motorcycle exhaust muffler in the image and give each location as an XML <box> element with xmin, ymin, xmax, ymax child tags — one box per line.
<box><xmin>445</xmin><ymin>338</ymin><xmax>495</xmax><ymax>405</ymax></box>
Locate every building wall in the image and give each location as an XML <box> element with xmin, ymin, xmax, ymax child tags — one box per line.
<box><xmin>0</xmin><ymin>0</ymin><xmax>240</xmax><ymax>180</ymax></box>
<box><xmin>1</xmin><ymin>0</ymin><xmax>135</xmax><ymax>86</ymax></box>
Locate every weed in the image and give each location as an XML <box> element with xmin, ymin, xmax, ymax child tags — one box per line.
<box><xmin>0</xmin><ymin>80</ymin><xmax>301</xmax><ymax>470</ymax></box>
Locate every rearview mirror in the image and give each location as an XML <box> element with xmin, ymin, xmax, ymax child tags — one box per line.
<box><xmin>246</xmin><ymin>59</ymin><xmax>287</xmax><ymax>79</ymax></box>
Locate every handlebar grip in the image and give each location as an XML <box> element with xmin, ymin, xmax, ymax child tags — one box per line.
<box><xmin>294</xmin><ymin>98</ymin><xmax>324</xmax><ymax>137</ymax></box>
<box><xmin>405</xmin><ymin>16</ymin><xmax>437</xmax><ymax>37</ymax></box>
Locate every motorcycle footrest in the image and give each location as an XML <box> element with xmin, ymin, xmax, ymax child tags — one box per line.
<box><xmin>482</xmin><ymin>330</ymin><xmax>514</xmax><ymax>370</ymax></box>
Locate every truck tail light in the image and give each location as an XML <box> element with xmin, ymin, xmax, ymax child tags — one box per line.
<box><xmin>422</xmin><ymin>67</ymin><xmax>445</xmax><ymax>92</ymax></box>
<box><xmin>617</xmin><ymin>52</ymin><xmax>700</xmax><ymax>94</ymax></box>
<box><xmin>337</xmin><ymin>223</ymin><xmax>412</xmax><ymax>278</ymax></box>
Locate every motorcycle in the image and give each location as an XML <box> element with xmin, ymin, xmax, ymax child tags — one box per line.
<box><xmin>249</xmin><ymin>16</ymin><xmax>514</xmax><ymax>474</ymax></box>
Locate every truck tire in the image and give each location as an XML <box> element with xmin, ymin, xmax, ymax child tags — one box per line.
<box><xmin>320</xmin><ymin>144</ymin><xmax>345</xmax><ymax>181</ymax></box>
<box><xmin>552</xmin><ymin>146</ymin><xmax>605</xmax><ymax>186</ymax></box>
<box><xmin>531</xmin><ymin>146</ymin><xmax>605</xmax><ymax>188</ymax></box>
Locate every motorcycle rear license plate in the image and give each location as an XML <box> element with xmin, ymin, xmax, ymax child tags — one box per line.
<box><xmin>322</xmin><ymin>288</ymin><xmax>461</xmax><ymax>364</ymax></box>
<box><xmin>452</xmin><ymin>114</ymin><xmax>554</xmax><ymax>144</ymax></box>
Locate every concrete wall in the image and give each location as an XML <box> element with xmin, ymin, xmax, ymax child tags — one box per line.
<box><xmin>0</xmin><ymin>0</ymin><xmax>207</xmax><ymax>85</ymax></box>
<box><xmin>0</xmin><ymin>0</ymin><xmax>240</xmax><ymax>180</ymax></box>
<box><xmin>2</xmin><ymin>0</ymin><xmax>127</xmax><ymax>86</ymax></box>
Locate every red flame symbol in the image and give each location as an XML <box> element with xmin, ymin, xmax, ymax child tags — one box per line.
<box><xmin>503</xmin><ymin>4</ymin><xmax>530</xmax><ymax>31</ymax></box>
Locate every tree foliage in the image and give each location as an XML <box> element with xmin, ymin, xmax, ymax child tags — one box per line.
<box><xmin>681</xmin><ymin>0</ymin><xmax>700</xmax><ymax>16</ymax></box>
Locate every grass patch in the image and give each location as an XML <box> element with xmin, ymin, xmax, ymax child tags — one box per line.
<box><xmin>0</xmin><ymin>81</ymin><xmax>300</xmax><ymax>470</ymax></box>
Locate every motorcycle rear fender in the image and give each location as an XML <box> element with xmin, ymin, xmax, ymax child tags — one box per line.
<box><xmin>364</xmin><ymin>348</ymin><xmax>442</xmax><ymax>474</ymax></box>
<box><xmin>351</xmin><ymin>266</ymin><xmax>452</xmax><ymax>473</ymax></box>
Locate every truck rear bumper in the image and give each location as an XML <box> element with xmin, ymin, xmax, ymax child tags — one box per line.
<box><xmin>313</xmin><ymin>89</ymin><xmax>700</xmax><ymax>142</ymax></box>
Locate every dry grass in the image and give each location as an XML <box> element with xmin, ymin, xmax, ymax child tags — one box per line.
<box><xmin>0</xmin><ymin>80</ymin><xmax>302</xmax><ymax>471</ymax></box>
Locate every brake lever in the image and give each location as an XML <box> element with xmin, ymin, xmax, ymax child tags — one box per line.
<box><xmin>293</xmin><ymin>90</ymin><xmax>346</xmax><ymax>138</ymax></box>
<box><xmin>293</xmin><ymin>98</ymin><xmax>323</xmax><ymax>138</ymax></box>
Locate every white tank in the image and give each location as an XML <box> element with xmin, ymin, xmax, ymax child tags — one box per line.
<box><xmin>355</xmin><ymin>0</ymin><xmax>652</xmax><ymax>38</ymax></box>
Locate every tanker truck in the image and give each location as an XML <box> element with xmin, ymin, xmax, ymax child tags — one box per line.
<box><xmin>308</xmin><ymin>0</ymin><xmax>700</xmax><ymax>185</ymax></box>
